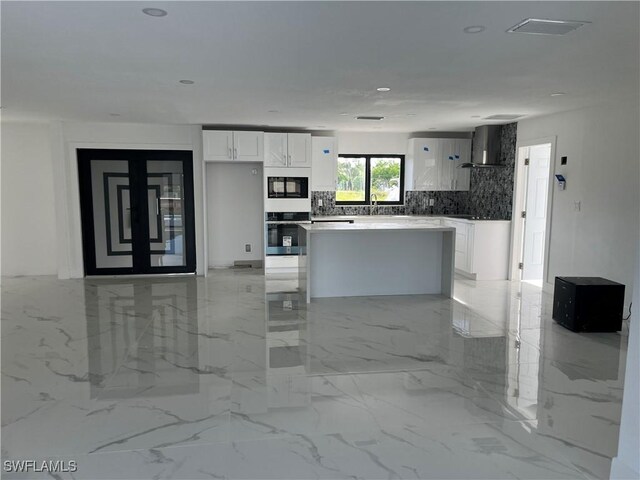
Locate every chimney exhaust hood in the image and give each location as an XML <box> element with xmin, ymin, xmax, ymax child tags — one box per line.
<box><xmin>459</xmin><ymin>125</ymin><xmax>505</xmax><ymax>168</ymax></box>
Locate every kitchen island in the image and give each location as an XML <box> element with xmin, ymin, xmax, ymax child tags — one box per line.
<box><xmin>298</xmin><ymin>222</ymin><xmax>455</xmax><ymax>303</ymax></box>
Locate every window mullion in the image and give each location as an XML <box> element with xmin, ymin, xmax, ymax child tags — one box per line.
<box><xmin>365</xmin><ymin>156</ymin><xmax>372</xmax><ymax>205</ymax></box>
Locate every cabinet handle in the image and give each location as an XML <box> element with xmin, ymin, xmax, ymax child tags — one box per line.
<box><xmin>228</xmin><ymin>147</ymin><xmax>232</xmax><ymax>159</ymax></box>
<box><xmin>234</xmin><ymin>148</ymin><xmax>237</xmax><ymax>159</ymax></box>
<box><xmin>287</xmin><ymin>154</ymin><xmax>291</xmax><ymax>165</ymax></box>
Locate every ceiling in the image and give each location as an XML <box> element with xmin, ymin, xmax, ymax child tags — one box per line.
<box><xmin>2</xmin><ymin>1</ymin><xmax>639</xmax><ymax>132</ymax></box>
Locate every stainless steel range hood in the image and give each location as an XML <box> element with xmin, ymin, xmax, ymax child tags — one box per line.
<box><xmin>459</xmin><ymin>125</ymin><xmax>505</xmax><ymax>168</ymax></box>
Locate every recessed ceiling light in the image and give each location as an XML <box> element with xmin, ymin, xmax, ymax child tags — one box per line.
<box><xmin>179</xmin><ymin>79</ymin><xmax>194</xmax><ymax>85</ymax></box>
<box><xmin>339</xmin><ymin>113</ymin><xmax>350</xmax><ymax>116</ymax></box>
<box><xmin>550</xmin><ymin>92</ymin><xmax>566</xmax><ymax>97</ymax></box>
<box><xmin>142</xmin><ymin>8</ymin><xmax>168</xmax><ymax>17</ymax></box>
<box><xmin>464</xmin><ymin>25</ymin><xmax>486</xmax><ymax>34</ymax></box>
<box><xmin>356</xmin><ymin>116</ymin><xmax>385</xmax><ymax>121</ymax></box>
<box><xmin>376</xmin><ymin>87</ymin><xmax>391</xmax><ymax>92</ymax></box>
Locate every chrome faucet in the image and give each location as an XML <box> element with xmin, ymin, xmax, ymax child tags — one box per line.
<box><xmin>370</xmin><ymin>194</ymin><xmax>378</xmax><ymax>215</ymax></box>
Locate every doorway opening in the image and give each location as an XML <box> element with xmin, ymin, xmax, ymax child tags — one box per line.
<box><xmin>77</xmin><ymin>149</ymin><xmax>196</xmax><ymax>275</ymax></box>
<box><xmin>512</xmin><ymin>142</ymin><xmax>553</xmax><ymax>286</ymax></box>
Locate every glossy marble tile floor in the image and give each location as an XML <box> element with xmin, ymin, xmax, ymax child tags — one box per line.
<box><xmin>1</xmin><ymin>270</ymin><xmax>628</xmax><ymax>479</ymax></box>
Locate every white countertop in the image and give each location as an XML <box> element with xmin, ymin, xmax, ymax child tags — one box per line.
<box><xmin>300</xmin><ymin>222</ymin><xmax>454</xmax><ymax>233</ymax></box>
<box><xmin>311</xmin><ymin>215</ymin><xmax>510</xmax><ymax>224</ymax></box>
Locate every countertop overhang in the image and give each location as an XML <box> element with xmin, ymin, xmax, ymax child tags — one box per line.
<box><xmin>300</xmin><ymin>222</ymin><xmax>454</xmax><ymax>233</ymax></box>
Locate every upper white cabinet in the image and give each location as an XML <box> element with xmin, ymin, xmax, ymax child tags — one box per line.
<box><xmin>454</xmin><ymin>139</ymin><xmax>471</xmax><ymax>191</ymax></box>
<box><xmin>311</xmin><ymin>136</ymin><xmax>337</xmax><ymax>191</ymax></box>
<box><xmin>264</xmin><ymin>133</ymin><xmax>311</xmax><ymax>168</ymax></box>
<box><xmin>405</xmin><ymin>137</ymin><xmax>471</xmax><ymax>191</ymax></box>
<box><xmin>406</xmin><ymin>138</ymin><xmax>440</xmax><ymax>190</ymax></box>
<box><xmin>203</xmin><ymin>130</ymin><xmax>264</xmax><ymax>162</ymax></box>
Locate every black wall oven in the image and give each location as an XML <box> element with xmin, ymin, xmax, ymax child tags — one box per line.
<box><xmin>265</xmin><ymin>212</ymin><xmax>310</xmax><ymax>255</ymax></box>
<box><xmin>267</xmin><ymin>176</ymin><xmax>309</xmax><ymax>199</ymax></box>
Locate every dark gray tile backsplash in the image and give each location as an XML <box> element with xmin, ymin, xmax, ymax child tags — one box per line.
<box><xmin>311</xmin><ymin>123</ymin><xmax>517</xmax><ymax>220</ymax></box>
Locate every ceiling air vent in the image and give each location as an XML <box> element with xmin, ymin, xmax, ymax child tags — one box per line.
<box><xmin>507</xmin><ymin>18</ymin><xmax>590</xmax><ymax>36</ymax></box>
<box><xmin>356</xmin><ymin>116</ymin><xmax>384</xmax><ymax>121</ymax></box>
<box><xmin>484</xmin><ymin>114</ymin><xmax>524</xmax><ymax>120</ymax></box>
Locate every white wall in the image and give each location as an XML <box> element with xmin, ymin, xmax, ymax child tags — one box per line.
<box><xmin>1</xmin><ymin>122</ymin><xmax>58</xmax><ymax>276</ymax></box>
<box><xmin>336</xmin><ymin>131</ymin><xmax>472</xmax><ymax>156</ymax></box>
<box><xmin>611</xmin><ymin>250</ymin><xmax>639</xmax><ymax>479</ymax></box>
<box><xmin>206</xmin><ymin>162</ymin><xmax>263</xmax><ymax>267</ymax></box>
<box><xmin>517</xmin><ymin>100</ymin><xmax>639</xmax><ymax>305</ymax></box>
<box><xmin>51</xmin><ymin>121</ymin><xmax>205</xmax><ymax>277</ymax></box>
<box><xmin>337</xmin><ymin>132</ymin><xmax>409</xmax><ymax>155</ymax></box>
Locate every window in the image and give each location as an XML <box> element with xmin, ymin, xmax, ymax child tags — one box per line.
<box><xmin>336</xmin><ymin>155</ymin><xmax>404</xmax><ymax>205</ymax></box>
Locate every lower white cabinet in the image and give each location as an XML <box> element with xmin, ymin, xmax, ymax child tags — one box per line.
<box><xmin>442</xmin><ymin>218</ymin><xmax>511</xmax><ymax>280</ymax></box>
<box><xmin>265</xmin><ymin>255</ymin><xmax>298</xmax><ymax>273</ymax></box>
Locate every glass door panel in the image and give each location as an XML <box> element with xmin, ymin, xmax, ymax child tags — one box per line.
<box><xmin>147</xmin><ymin>160</ymin><xmax>186</xmax><ymax>268</ymax></box>
<box><xmin>90</xmin><ymin>159</ymin><xmax>133</xmax><ymax>269</ymax></box>
<box><xmin>78</xmin><ymin>149</ymin><xmax>195</xmax><ymax>275</ymax></box>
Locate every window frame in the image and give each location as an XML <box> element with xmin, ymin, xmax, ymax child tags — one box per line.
<box><xmin>335</xmin><ymin>154</ymin><xmax>405</xmax><ymax>206</ymax></box>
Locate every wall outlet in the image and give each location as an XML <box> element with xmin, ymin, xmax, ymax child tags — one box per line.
<box><xmin>428</xmin><ymin>198</ymin><xmax>435</xmax><ymax>206</ymax></box>
<box><xmin>245</xmin><ymin>244</ymin><xmax>251</xmax><ymax>252</ymax></box>
<box><xmin>318</xmin><ymin>198</ymin><xmax>323</xmax><ymax>207</ymax></box>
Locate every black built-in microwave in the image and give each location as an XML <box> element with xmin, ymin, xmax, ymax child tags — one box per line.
<box><xmin>267</xmin><ymin>176</ymin><xmax>309</xmax><ymax>199</ymax></box>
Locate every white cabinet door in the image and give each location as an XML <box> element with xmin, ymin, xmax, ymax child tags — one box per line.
<box><xmin>453</xmin><ymin>139</ymin><xmax>471</xmax><ymax>191</ymax></box>
<box><xmin>439</xmin><ymin>138</ymin><xmax>456</xmax><ymax>190</ymax></box>
<box><xmin>311</xmin><ymin>137</ymin><xmax>337</xmax><ymax>191</ymax></box>
<box><xmin>288</xmin><ymin>133</ymin><xmax>312</xmax><ymax>167</ymax></box>
<box><xmin>203</xmin><ymin>131</ymin><xmax>233</xmax><ymax>162</ymax></box>
<box><xmin>408</xmin><ymin>138</ymin><xmax>440</xmax><ymax>190</ymax></box>
<box><xmin>264</xmin><ymin>133</ymin><xmax>288</xmax><ymax>167</ymax></box>
<box><xmin>234</xmin><ymin>131</ymin><xmax>264</xmax><ymax>162</ymax></box>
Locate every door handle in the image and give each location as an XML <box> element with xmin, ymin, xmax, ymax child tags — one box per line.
<box><xmin>228</xmin><ymin>147</ymin><xmax>232</xmax><ymax>159</ymax></box>
<box><xmin>234</xmin><ymin>148</ymin><xmax>237</xmax><ymax>159</ymax></box>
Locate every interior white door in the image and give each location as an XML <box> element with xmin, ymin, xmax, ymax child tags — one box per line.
<box><xmin>522</xmin><ymin>143</ymin><xmax>552</xmax><ymax>281</ymax></box>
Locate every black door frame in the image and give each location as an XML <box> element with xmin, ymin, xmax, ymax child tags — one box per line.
<box><xmin>77</xmin><ymin>149</ymin><xmax>197</xmax><ymax>276</ymax></box>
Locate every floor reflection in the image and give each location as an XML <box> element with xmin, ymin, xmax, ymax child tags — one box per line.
<box><xmin>86</xmin><ymin>279</ymin><xmax>200</xmax><ymax>398</ymax></box>
<box><xmin>0</xmin><ymin>270</ymin><xmax>628</xmax><ymax>479</ymax></box>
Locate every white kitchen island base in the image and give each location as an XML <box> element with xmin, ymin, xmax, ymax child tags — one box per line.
<box><xmin>298</xmin><ymin>223</ymin><xmax>455</xmax><ymax>303</ymax></box>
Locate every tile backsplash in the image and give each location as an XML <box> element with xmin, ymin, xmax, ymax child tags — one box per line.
<box><xmin>311</xmin><ymin>123</ymin><xmax>517</xmax><ymax>220</ymax></box>
<box><xmin>311</xmin><ymin>191</ymin><xmax>406</xmax><ymax>216</ymax></box>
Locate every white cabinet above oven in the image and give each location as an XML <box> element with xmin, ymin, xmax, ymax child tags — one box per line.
<box><xmin>265</xmin><ymin>133</ymin><xmax>312</xmax><ymax>168</ymax></box>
